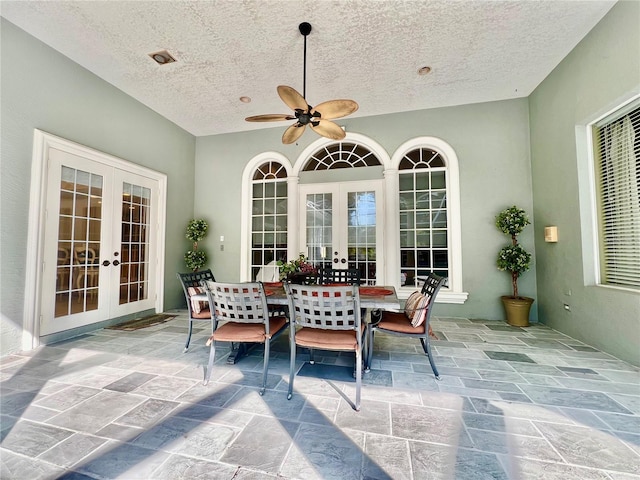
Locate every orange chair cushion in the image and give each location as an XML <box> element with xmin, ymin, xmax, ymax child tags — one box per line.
<box><xmin>378</xmin><ymin>311</ymin><xmax>437</xmax><ymax>338</ymax></box>
<box><xmin>192</xmin><ymin>308</ymin><xmax>211</xmax><ymax>319</ymax></box>
<box><xmin>379</xmin><ymin>311</ymin><xmax>426</xmax><ymax>334</ymax></box>
<box><xmin>209</xmin><ymin>316</ymin><xmax>287</xmax><ymax>344</ymax></box>
<box><xmin>294</xmin><ymin>324</ymin><xmax>364</xmax><ymax>351</ymax></box>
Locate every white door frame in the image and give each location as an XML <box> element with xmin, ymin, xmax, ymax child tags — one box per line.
<box><xmin>23</xmin><ymin>130</ymin><xmax>167</xmax><ymax>350</ymax></box>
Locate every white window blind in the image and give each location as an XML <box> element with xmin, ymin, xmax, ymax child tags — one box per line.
<box><xmin>594</xmin><ymin>101</ymin><xmax>640</xmax><ymax>289</ymax></box>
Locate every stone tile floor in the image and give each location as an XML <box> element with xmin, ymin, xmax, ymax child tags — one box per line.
<box><xmin>1</xmin><ymin>312</ymin><xmax>639</xmax><ymax>479</ymax></box>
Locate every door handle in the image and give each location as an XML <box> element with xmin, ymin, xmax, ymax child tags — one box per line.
<box><xmin>102</xmin><ymin>260</ymin><xmax>111</xmax><ymax>267</ymax></box>
<box><xmin>113</xmin><ymin>260</ymin><xmax>120</xmax><ymax>266</ymax></box>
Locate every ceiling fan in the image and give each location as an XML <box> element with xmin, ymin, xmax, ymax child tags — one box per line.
<box><xmin>245</xmin><ymin>22</ymin><xmax>358</xmax><ymax>144</ymax></box>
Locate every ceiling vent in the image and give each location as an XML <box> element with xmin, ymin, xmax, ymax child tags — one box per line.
<box><xmin>148</xmin><ymin>50</ymin><xmax>176</xmax><ymax>65</ymax></box>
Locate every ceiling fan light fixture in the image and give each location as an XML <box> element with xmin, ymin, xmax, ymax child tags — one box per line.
<box><xmin>148</xmin><ymin>50</ymin><xmax>176</xmax><ymax>65</ymax></box>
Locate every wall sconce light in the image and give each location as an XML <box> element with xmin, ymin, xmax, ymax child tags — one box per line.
<box><xmin>544</xmin><ymin>226</ymin><xmax>558</xmax><ymax>243</ymax></box>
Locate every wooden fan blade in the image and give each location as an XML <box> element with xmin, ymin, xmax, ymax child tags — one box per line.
<box><xmin>245</xmin><ymin>114</ymin><xmax>295</xmax><ymax>122</ymax></box>
<box><xmin>282</xmin><ymin>123</ymin><xmax>306</xmax><ymax>144</ymax></box>
<box><xmin>312</xmin><ymin>99</ymin><xmax>359</xmax><ymax>120</ymax></box>
<box><xmin>310</xmin><ymin>119</ymin><xmax>346</xmax><ymax>140</ymax></box>
<box><xmin>277</xmin><ymin>85</ymin><xmax>308</xmax><ymax>112</ymax></box>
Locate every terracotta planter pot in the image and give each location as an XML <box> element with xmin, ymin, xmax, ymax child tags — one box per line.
<box><xmin>501</xmin><ymin>296</ymin><xmax>534</xmax><ymax>327</ymax></box>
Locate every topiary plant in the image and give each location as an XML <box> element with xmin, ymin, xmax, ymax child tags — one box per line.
<box><xmin>185</xmin><ymin>219</ymin><xmax>208</xmax><ymax>272</ymax></box>
<box><xmin>496</xmin><ymin>206</ymin><xmax>532</xmax><ymax>298</ymax></box>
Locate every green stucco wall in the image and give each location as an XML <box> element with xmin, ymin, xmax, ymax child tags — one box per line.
<box><xmin>0</xmin><ymin>19</ymin><xmax>196</xmax><ymax>355</ymax></box>
<box><xmin>529</xmin><ymin>0</ymin><xmax>640</xmax><ymax>366</ymax></box>
<box><xmin>194</xmin><ymin>98</ymin><xmax>537</xmax><ymax>322</ymax></box>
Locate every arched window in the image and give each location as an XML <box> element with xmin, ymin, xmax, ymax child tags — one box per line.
<box><xmin>398</xmin><ymin>148</ymin><xmax>449</xmax><ymax>283</ymax></box>
<box><xmin>302</xmin><ymin>142</ymin><xmax>382</xmax><ymax>171</ymax></box>
<box><xmin>250</xmin><ymin>161</ymin><xmax>288</xmax><ymax>280</ymax></box>
<box><xmin>293</xmin><ymin>134</ymin><xmax>390</xmax><ymax>284</ymax></box>
<box><xmin>240</xmin><ymin>153</ymin><xmax>293</xmax><ymax>281</ymax></box>
<box><xmin>391</xmin><ymin>138</ymin><xmax>466</xmax><ymax>302</ymax></box>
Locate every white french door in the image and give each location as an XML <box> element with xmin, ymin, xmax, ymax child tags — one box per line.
<box><xmin>40</xmin><ymin>147</ymin><xmax>159</xmax><ymax>335</ymax></box>
<box><xmin>299</xmin><ymin>180</ymin><xmax>384</xmax><ymax>285</ymax></box>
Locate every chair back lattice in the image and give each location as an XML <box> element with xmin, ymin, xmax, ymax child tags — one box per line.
<box><xmin>420</xmin><ymin>273</ymin><xmax>447</xmax><ymax>310</ymax></box>
<box><xmin>285</xmin><ymin>283</ymin><xmax>361</xmax><ymax>331</ymax></box>
<box><xmin>177</xmin><ymin>269</ymin><xmax>215</xmax><ymax>313</ymax></box>
<box><xmin>203</xmin><ymin>281</ymin><xmax>269</xmax><ymax>325</ymax></box>
<box><xmin>177</xmin><ymin>269</ymin><xmax>215</xmax><ymax>291</ymax></box>
<box><xmin>319</xmin><ymin>268</ymin><xmax>361</xmax><ymax>285</ymax></box>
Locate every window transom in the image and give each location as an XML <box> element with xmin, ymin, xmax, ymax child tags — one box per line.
<box><xmin>303</xmin><ymin>142</ymin><xmax>382</xmax><ymax>171</ymax></box>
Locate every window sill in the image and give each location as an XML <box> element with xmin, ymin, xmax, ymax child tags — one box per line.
<box><xmin>592</xmin><ymin>284</ymin><xmax>640</xmax><ymax>295</ymax></box>
<box><xmin>397</xmin><ymin>287</ymin><xmax>468</xmax><ymax>304</ymax></box>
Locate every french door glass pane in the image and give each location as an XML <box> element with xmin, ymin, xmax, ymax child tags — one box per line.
<box><xmin>346</xmin><ymin>191</ymin><xmax>377</xmax><ymax>284</ymax></box>
<box><xmin>119</xmin><ymin>182</ymin><xmax>150</xmax><ymax>305</ymax></box>
<box><xmin>55</xmin><ymin>166</ymin><xmax>102</xmax><ymax>317</ymax></box>
<box><xmin>306</xmin><ymin>193</ymin><xmax>333</xmax><ymax>268</ymax></box>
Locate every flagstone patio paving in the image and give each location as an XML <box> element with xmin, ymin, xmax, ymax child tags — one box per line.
<box><xmin>1</xmin><ymin>311</ymin><xmax>639</xmax><ymax>479</ymax></box>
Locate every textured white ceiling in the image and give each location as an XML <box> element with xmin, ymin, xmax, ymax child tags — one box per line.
<box><xmin>2</xmin><ymin>0</ymin><xmax>616</xmax><ymax>137</ymax></box>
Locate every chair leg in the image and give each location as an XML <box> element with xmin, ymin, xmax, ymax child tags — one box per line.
<box><xmin>183</xmin><ymin>319</ymin><xmax>194</xmax><ymax>353</ymax></box>
<box><xmin>362</xmin><ymin>326</ymin><xmax>368</xmax><ymax>371</ymax></box>
<box><xmin>203</xmin><ymin>342</ymin><xmax>216</xmax><ymax>386</ymax></box>
<box><xmin>420</xmin><ymin>337</ymin><xmax>441</xmax><ymax>380</ymax></box>
<box><xmin>287</xmin><ymin>337</ymin><xmax>296</xmax><ymax>401</ymax></box>
<box><xmin>365</xmin><ymin>329</ymin><xmax>374</xmax><ymax>372</ymax></box>
<box><xmin>355</xmin><ymin>347</ymin><xmax>362</xmax><ymax>412</ymax></box>
<box><xmin>260</xmin><ymin>341</ymin><xmax>269</xmax><ymax>396</ymax></box>
<box><xmin>309</xmin><ymin>348</ymin><xmax>315</xmax><ymax>364</ymax></box>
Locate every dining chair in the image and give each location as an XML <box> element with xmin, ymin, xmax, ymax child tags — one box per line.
<box><xmin>176</xmin><ymin>269</ymin><xmax>215</xmax><ymax>352</ymax></box>
<box><xmin>202</xmin><ymin>281</ymin><xmax>288</xmax><ymax>393</ymax></box>
<box><xmin>284</xmin><ymin>283</ymin><xmax>365</xmax><ymax>411</ymax></box>
<box><xmin>366</xmin><ymin>273</ymin><xmax>447</xmax><ymax>380</ymax></box>
<box><xmin>318</xmin><ymin>267</ymin><xmax>361</xmax><ymax>285</ymax></box>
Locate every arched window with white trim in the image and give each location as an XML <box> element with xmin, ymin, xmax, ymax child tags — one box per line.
<box><xmin>390</xmin><ymin>138</ymin><xmax>466</xmax><ymax>303</ymax></box>
<box><xmin>398</xmin><ymin>148</ymin><xmax>449</xmax><ymax>282</ymax></box>
<box><xmin>240</xmin><ymin>153</ymin><xmax>293</xmax><ymax>282</ymax></box>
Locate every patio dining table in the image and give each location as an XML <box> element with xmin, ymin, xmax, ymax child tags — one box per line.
<box><xmin>192</xmin><ymin>284</ymin><xmax>400</xmax><ymax>363</ymax></box>
<box><xmin>261</xmin><ymin>283</ymin><xmax>400</xmax><ymax>309</ymax></box>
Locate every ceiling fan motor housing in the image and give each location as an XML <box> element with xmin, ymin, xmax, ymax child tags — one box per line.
<box><xmin>296</xmin><ymin>108</ymin><xmax>321</xmax><ymax>126</ymax></box>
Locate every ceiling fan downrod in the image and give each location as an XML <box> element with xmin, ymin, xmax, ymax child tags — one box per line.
<box><xmin>299</xmin><ymin>22</ymin><xmax>312</xmax><ymax>101</ymax></box>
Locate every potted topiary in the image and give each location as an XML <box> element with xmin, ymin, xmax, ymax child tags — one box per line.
<box><xmin>496</xmin><ymin>206</ymin><xmax>533</xmax><ymax>326</ymax></box>
<box><xmin>185</xmin><ymin>219</ymin><xmax>208</xmax><ymax>272</ymax></box>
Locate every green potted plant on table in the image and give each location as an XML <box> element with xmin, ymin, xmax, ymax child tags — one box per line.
<box><xmin>277</xmin><ymin>253</ymin><xmax>317</xmax><ymax>283</ymax></box>
<box><xmin>185</xmin><ymin>219</ymin><xmax>208</xmax><ymax>272</ymax></box>
<box><xmin>496</xmin><ymin>206</ymin><xmax>533</xmax><ymax>326</ymax></box>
